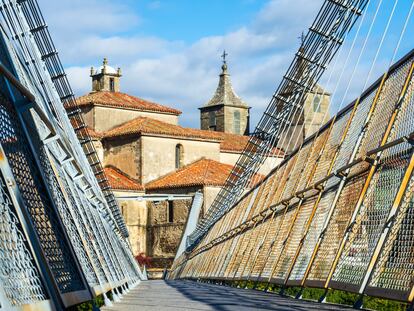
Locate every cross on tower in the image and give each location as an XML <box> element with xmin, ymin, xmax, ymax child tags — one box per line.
<box><xmin>297</xmin><ymin>31</ymin><xmax>305</xmax><ymax>47</ymax></box>
<box><xmin>221</xmin><ymin>50</ymin><xmax>228</xmax><ymax>64</ymax></box>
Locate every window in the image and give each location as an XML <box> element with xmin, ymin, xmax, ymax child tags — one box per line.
<box><xmin>313</xmin><ymin>95</ymin><xmax>321</xmax><ymax>112</ymax></box>
<box><xmin>175</xmin><ymin>144</ymin><xmax>184</xmax><ymax>169</ymax></box>
<box><xmin>209</xmin><ymin>111</ymin><xmax>216</xmax><ymax>130</ymax></box>
<box><xmin>109</xmin><ymin>78</ymin><xmax>115</xmax><ymax>92</ymax></box>
<box><xmin>233</xmin><ymin>110</ymin><xmax>241</xmax><ymax>134</ymax></box>
<box><xmin>167</xmin><ymin>201</ymin><xmax>174</xmax><ymax>223</ymax></box>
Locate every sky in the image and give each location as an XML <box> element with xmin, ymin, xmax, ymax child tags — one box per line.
<box><xmin>38</xmin><ymin>0</ymin><xmax>414</xmax><ymax>129</ymax></box>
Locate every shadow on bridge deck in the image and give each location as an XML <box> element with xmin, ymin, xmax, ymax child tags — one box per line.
<box><xmin>102</xmin><ymin>280</ymin><xmax>352</xmax><ymax>311</ymax></box>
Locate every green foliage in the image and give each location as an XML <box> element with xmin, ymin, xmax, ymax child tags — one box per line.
<box><xmin>301</xmin><ymin>287</ymin><xmax>325</xmax><ymax>301</ymax></box>
<box><xmin>67</xmin><ymin>294</ymin><xmax>105</xmax><ymax>311</ymax></box>
<box><xmin>363</xmin><ymin>296</ymin><xmax>407</xmax><ymax>311</ymax></box>
<box><xmin>326</xmin><ymin>289</ymin><xmax>359</xmax><ymax>306</ymax></box>
<box><xmin>282</xmin><ymin>286</ymin><xmax>301</xmax><ymax>298</ymax></box>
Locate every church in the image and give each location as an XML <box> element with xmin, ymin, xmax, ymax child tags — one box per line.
<box><xmin>68</xmin><ymin>55</ymin><xmax>329</xmax><ymax>275</ymax></box>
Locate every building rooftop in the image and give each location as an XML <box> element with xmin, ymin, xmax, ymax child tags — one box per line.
<box><xmin>146</xmin><ymin>158</ymin><xmax>265</xmax><ymax>191</ymax></box>
<box><xmin>90</xmin><ymin>116</ymin><xmax>283</xmax><ymax>156</ymax></box>
<box><xmin>74</xmin><ymin>91</ymin><xmax>182</xmax><ymax>115</ymax></box>
<box><xmin>146</xmin><ymin>158</ymin><xmax>233</xmax><ymax>190</ymax></box>
<box><xmin>85</xmin><ymin>126</ymin><xmax>103</xmax><ymax>139</ymax></box>
<box><xmin>104</xmin><ymin>166</ymin><xmax>144</xmax><ymax>192</ymax></box>
<box><xmin>103</xmin><ymin>116</ymin><xmax>223</xmax><ymax>141</ymax></box>
<box><xmin>202</xmin><ymin>60</ymin><xmax>248</xmax><ymax>109</ymax></box>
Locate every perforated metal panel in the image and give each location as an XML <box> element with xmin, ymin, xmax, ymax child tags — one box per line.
<box><xmin>326</xmin><ymin>91</ymin><xmax>375</xmax><ymax>189</ymax></box>
<box><xmin>171</xmin><ymin>52</ymin><xmax>414</xmax><ymax>304</ymax></box>
<box><xmin>0</xmin><ymin>95</ymin><xmax>85</xmax><ymax>293</ymax></box>
<box><xmin>0</xmin><ymin>171</ymin><xmax>46</xmax><ymax>306</ymax></box>
<box><xmin>368</xmin><ymin>176</ymin><xmax>414</xmax><ymax>294</ymax></box>
<box><xmin>306</xmin><ymin>174</ymin><xmax>366</xmax><ymax>283</ymax></box>
<box><xmin>332</xmin><ymin>146</ymin><xmax>411</xmax><ymax>287</ymax></box>
<box><xmin>250</xmin><ymin>215</ymin><xmax>282</xmax><ymax>278</ymax></box>
<box><xmin>289</xmin><ymin>189</ymin><xmax>336</xmax><ymax>281</ymax></box>
<box><xmin>311</xmin><ymin>110</ymin><xmax>352</xmax><ymax>185</ymax></box>
<box><xmin>272</xmin><ymin>197</ymin><xmax>316</xmax><ymax>280</ymax></box>
<box><xmin>261</xmin><ymin>207</ymin><xmax>296</xmax><ymax>279</ymax></box>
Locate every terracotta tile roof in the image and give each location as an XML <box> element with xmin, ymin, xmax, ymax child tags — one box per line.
<box><xmin>146</xmin><ymin>158</ymin><xmax>264</xmax><ymax>191</ymax></box>
<box><xmin>104</xmin><ymin>166</ymin><xmax>144</xmax><ymax>191</ymax></box>
<box><xmin>217</xmin><ymin>132</ymin><xmax>250</xmax><ymax>152</ymax></box>
<box><xmin>86</xmin><ymin>126</ymin><xmax>103</xmax><ymax>139</ymax></box>
<box><xmin>103</xmin><ymin>117</ymin><xmax>223</xmax><ymax>141</ymax></box>
<box><xmin>74</xmin><ymin>91</ymin><xmax>181</xmax><ymax>115</ymax></box>
<box><xmin>102</xmin><ymin>116</ymin><xmax>284</xmax><ymax>156</ymax></box>
<box><xmin>217</xmin><ymin>132</ymin><xmax>284</xmax><ymax>156</ymax></box>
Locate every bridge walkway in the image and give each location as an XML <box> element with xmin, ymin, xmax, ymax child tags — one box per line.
<box><xmin>102</xmin><ymin>280</ymin><xmax>351</xmax><ymax>311</ymax></box>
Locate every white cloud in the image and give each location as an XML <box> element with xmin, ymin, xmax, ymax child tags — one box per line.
<box><xmin>46</xmin><ymin>0</ymin><xmax>379</xmax><ymax>128</ymax></box>
<box><xmin>148</xmin><ymin>1</ymin><xmax>161</xmax><ymax>10</ymax></box>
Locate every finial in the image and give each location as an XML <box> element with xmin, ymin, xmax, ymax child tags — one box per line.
<box><xmin>90</xmin><ymin>66</ymin><xmax>94</xmax><ymax>76</ymax></box>
<box><xmin>221</xmin><ymin>50</ymin><xmax>228</xmax><ymax>64</ymax></box>
<box><xmin>103</xmin><ymin>58</ymin><xmax>108</xmax><ymax>66</ymax></box>
<box><xmin>221</xmin><ymin>50</ymin><xmax>228</xmax><ymax>73</ymax></box>
<box><xmin>298</xmin><ymin>31</ymin><xmax>305</xmax><ymax>47</ymax></box>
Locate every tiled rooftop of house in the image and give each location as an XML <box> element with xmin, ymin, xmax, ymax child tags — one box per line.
<box><xmin>74</xmin><ymin>91</ymin><xmax>182</xmax><ymax>115</ymax></box>
<box><xmin>85</xmin><ymin>126</ymin><xmax>103</xmax><ymax>139</ymax></box>
<box><xmin>83</xmin><ymin>116</ymin><xmax>283</xmax><ymax>156</ymax></box>
<box><xmin>146</xmin><ymin>158</ymin><xmax>264</xmax><ymax>191</ymax></box>
<box><xmin>103</xmin><ymin>117</ymin><xmax>224</xmax><ymax>141</ymax></box>
<box><xmin>104</xmin><ymin>166</ymin><xmax>144</xmax><ymax>191</ymax></box>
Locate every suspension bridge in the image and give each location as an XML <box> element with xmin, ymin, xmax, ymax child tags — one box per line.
<box><xmin>0</xmin><ymin>0</ymin><xmax>414</xmax><ymax>310</ymax></box>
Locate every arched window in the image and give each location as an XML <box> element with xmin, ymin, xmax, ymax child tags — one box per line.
<box><xmin>167</xmin><ymin>201</ymin><xmax>174</xmax><ymax>223</ymax></box>
<box><xmin>313</xmin><ymin>95</ymin><xmax>321</xmax><ymax>112</ymax></box>
<box><xmin>175</xmin><ymin>144</ymin><xmax>184</xmax><ymax>169</ymax></box>
<box><xmin>209</xmin><ymin>111</ymin><xmax>216</xmax><ymax>130</ymax></box>
<box><xmin>109</xmin><ymin>78</ymin><xmax>115</xmax><ymax>92</ymax></box>
<box><xmin>233</xmin><ymin>110</ymin><xmax>241</xmax><ymax>134</ymax></box>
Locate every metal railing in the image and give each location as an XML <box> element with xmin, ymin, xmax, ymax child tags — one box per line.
<box><xmin>170</xmin><ymin>49</ymin><xmax>414</xmax><ymax>305</ymax></box>
<box><xmin>0</xmin><ymin>0</ymin><xmax>142</xmax><ymax>309</ymax></box>
<box><xmin>187</xmin><ymin>0</ymin><xmax>369</xmax><ymax>251</ymax></box>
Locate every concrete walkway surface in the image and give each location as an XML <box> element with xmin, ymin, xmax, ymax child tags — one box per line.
<box><xmin>101</xmin><ymin>280</ymin><xmax>352</xmax><ymax>311</ymax></box>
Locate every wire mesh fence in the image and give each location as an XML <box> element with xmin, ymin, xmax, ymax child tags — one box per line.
<box><xmin>171</xmin><ymin>50</ymin><xmax>414</xmax><ymax>304</ymax></box>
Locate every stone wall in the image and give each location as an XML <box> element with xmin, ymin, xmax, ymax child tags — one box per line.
<box><xmin>103</xmin><ymin>137</ymin><xmax>142</xmax><ymax>181</ymax></box>
<box><xmin>303</xmin><ymin>92</ymin><xmax>330</xmax><ymax>138</ymax></box>
<box><xmin>200</xmin><ymin>105</ymin><xmax>225</xmax><ymax>132</ymax></box>
<box><xmin>141</xmin><ymin>135</ymin><xmax>220</xmax><ymax>183</ymax></box>
<box><xmin>147</xmin><ymin>199</ymin><xmax>191</xmax><ymax>268</ymax></box>
<box><xmin>91</xmin><ymin>138</ymin><xmax>104</xmax><ymax>163</ymax></box>
<box><xmin>115</xmin><ymin>190</ymin><xmax>147</xmax><ymax>256</ymax></box>
<box><xmin>220</xmin><ymin>151</ymin><xmax>282</xmax><ymax>176</ymax></box>
<box><xmin>80</xmin><ymin>106</ymin><xmax>94</xmax><ymax>129</ymax></box>
<box><xmin>200</xmin><ymin>105</ymin><xmax>250</xmax><ymax>135</ymax></box>
<box><xmin>224</xmin><ymin>106</ymin><xmax>250</xmax><ymax>135</ymax></box>
<box><xmin>93</xmin><ymin>106</ymin><xmax>179</xmax><ymax>132</ymax></box>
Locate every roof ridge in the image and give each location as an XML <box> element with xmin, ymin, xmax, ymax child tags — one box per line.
<box><xmin>74</xmin><ymin>91</ymin><xmax>182</xmax><ymax>115</ymax></box>
<box><xmin>105</xmin><ymin>165</ymin><xmax>140</xmax><ymax>182</ymax></box>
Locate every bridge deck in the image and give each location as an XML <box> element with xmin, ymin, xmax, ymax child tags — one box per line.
<box><xmin>102</xmin><ymin>280</ymin><xmax>351</xmax><ymax>310</ymax></box>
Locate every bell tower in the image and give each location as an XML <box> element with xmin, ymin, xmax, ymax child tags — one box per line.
<box><xmin>90</xmin><ymin>58</ymin><xmax>122</xmax><ymax>92</ymax></box>
<box><xmin>199</xmin><ymin>51</ymin><xmax>250</xmax><ymax>135</ymax></box>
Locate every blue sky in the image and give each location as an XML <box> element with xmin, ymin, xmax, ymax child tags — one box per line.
<box><xmin>38</xmin><ymin>0</ymin><xmax>414</xmax><ymax>129</ymax></box>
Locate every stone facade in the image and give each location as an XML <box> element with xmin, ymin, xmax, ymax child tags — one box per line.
<box><xmin>200</xmin><ymin>62</ymin><xmax>250</xmax><ymax>135</ymax></box>
<box><xmin>140</xmin><ymin>136</ymin><xmax>220</xmax><ymax>184</ymax></box>
<box><xmin>104</xmin><ymin>137</ymin><xmax>142</xmax><ymax>181</ymax></box>
<box><xmin>73</xmin><ymin>59</ymin><xmax>290</xmax><ymax>273</ymax></box>
<box><xmin>91</xmin><ymin>58</ymin><xmax>122</xmax><ymax>92</ymax></box>
<box><xmin>114</xmin><ymin>190</ymin><xmax>147</xmax><ymax>256</ymax></box>
<box><xmin>279</xmin><ymin>87</ymin><xmax>330</xmax><ymax>153</ymax></box>
<box><xmin>147</xmin><ymin>199</ymin><xmax>192</xmax><ymax>268</ymax></box>
<box><xmin>82</xmin><ymin>105</ymin><xmax>179</xmax><ymax>133</ymax></box>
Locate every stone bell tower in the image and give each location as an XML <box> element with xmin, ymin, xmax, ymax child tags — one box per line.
<box><xmin>200</xmin><ymin>51</ymin><xmax>250</xmax><ymax>135</ymax></box>
<box><xmin>90</xmin><ymin>58</ymin><xmax>122</xmax><ymax>92</ymax></box>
